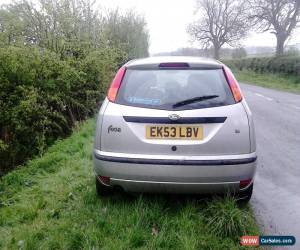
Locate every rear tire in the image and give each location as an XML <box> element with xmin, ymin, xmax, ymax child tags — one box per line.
<box><xmin>95</xmin><ymin>177</ymin><xmax>113</xmax><ymax>196</ymax></box>
<box><xmin>238</xmin><ymin>183</ymin><xmax>253</xmax><ymax>203</ymax></box>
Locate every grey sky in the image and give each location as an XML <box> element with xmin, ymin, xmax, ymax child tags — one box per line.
<box><xmin>1</xmin><ymin>0</ymin><xmax>299</xmax><ymax>54</ymax></box>
<box><xmin>99</xmin><ymin>0</ymin><xmax>299</xmax><ymax>54</ymax></box>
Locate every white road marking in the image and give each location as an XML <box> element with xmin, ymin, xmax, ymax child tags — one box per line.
<box><xmin>246</xmin><ymin>88</ymin><xmax>299</xmax><ymax>110</ymax></box>
<box><xmin>255</xmin><ymin>93</ymin><xmax>264</xmax><ymax>97</ymax></box>
<box><xmin>254</xmin><ymin>92</ymin><xmax>273</xmax><ymax>101</ymax></box>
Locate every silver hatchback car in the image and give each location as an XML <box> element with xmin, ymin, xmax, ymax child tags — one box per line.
<box><xmin>93</xmin><ymin>56</ymin><xmax>256</xmax><ymax>201</ymax></box>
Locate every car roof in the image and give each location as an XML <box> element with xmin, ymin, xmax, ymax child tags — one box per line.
<box><xmin>126</xmin><ymin>56</ymin><xmax>223</xmax><ymax>69</ymax></box>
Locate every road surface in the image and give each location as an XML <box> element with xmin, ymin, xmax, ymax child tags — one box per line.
<box><xmin>240</xmin><ymin>83</ymin><xmax>300</xmax><ymax>247</ymax></box>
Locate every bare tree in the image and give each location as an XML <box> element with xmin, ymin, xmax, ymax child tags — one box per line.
<box><xmin>187</xmin><ymin>0</ymin><xmax>250</xmax><ymax>59</ymax></box>
<box><xmin>249</xmin><ymin>0</ymin><xmax>300</xmax><ymax>56</ymax></box>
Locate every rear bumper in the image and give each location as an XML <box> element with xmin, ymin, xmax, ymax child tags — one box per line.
<box><xmin>93</xmin><ymin>149</ymin><xmax>257</xmax><ymax>194</ymax></box>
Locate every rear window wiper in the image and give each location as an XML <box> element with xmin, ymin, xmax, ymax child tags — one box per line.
<box><xmin>172</xmin><ymin>95</ymin><xmax>219</xmax><ymax>108</ymax></box>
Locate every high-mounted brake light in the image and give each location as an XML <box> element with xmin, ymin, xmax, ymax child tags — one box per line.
<box><xmin>223</xmin><ymin>66</ymin><xmax>242</xmax><ymax>102</ymax></box>
<box><xmin>107</xmin><ymin>66</ymin><xmax>126</xmax><ymax>102</ymax></box>
<box><xmin>159</xmin><ymin>62</ymin><xmax>190</xmax><ymax>68</ymax></box>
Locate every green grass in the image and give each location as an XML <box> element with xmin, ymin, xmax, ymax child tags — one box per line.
<box><xmin>0</xmin><ymin>118</ymin><xmax>260</xmax><ymax>249</ymax></box>
<box><xmin>233</xmin><ymin>69</ymin><xmax>300</xmax><ymax>94</ymax></box>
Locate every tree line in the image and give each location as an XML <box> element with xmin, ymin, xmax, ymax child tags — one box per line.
<box><xmin>0</xmin><ymin>0</ymin><xmax>149</xmax><ymax>174</ymax></box>
<box><xmin>0</xmin><ymin>0</ymin><xmax>149</xmax><ymax>59</ymax></box>
<box><xmin>188</xmin><ymin>0</ymin><xmax>300</xmax><ymax>59</ymax></box>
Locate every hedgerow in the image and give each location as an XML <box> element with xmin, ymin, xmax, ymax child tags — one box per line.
<box><xmin>0</xmin><ymin>46</ymin><xmax>126</xmax><ymax>174</ymax></box>
<box><xmin>223</xmin><ymin>56</ymin><xmax>300</xmax><ymax>78</ymax></box>
<box><xmin>0</xmin><ymin>0</ymin><xmax>149</xmax><ymax>174</ymax></box>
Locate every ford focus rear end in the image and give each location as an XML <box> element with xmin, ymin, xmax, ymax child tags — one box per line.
<box><xmin>93</xmin><ymin>56</ymin><xmax>257</xmax><ymax>201</ymax></box>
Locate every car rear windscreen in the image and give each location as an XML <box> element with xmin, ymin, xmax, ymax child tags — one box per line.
<box><xmin>115</xmin><ymin>69</ymin><xmax>235</xmax><ymax>110</ymax></box>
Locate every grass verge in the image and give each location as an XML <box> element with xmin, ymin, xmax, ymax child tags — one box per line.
<box><xmin>233</xmin><ymin>69</ymin><xmax>300</xmax><ymax>94</ymax></box>
<box><xmin>0</xmin><ymin>118</ymin><xmax>260</xmax><ymax>249</ymax></box>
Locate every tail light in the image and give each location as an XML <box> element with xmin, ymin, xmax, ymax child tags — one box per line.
<box><xmin>239</xmin><ymin>179</ymin><xmax>252</xmax><ymax>189</ymax></box>
<box><xmin>223</xmin><ymin>66</ymin><xmax>242</xmax><ymax>102</ymax></box>
<box><xmin>97</xmin><ymin>175</ymin><xmax>110</xmax><ymax>185</ymax></box>
<box><xmin>107</xmin><ymin>66</ymin><xmax>126</xmax><ymax>102</ymax></box>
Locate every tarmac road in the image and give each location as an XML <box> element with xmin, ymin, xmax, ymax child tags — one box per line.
<box><xmin>240</xmin><ymin>83</ymin><xmax>300</xmax><ymax>247</ymax></box>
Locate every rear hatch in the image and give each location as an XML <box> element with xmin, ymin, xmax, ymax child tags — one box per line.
<box><xmin>99</xmin><ymin>62</ymin><xmax>250</xmax><ymax>157</ymax></box>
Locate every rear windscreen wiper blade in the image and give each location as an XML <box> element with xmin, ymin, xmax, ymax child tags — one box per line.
<box><xmin>172</xmin><ymin>95</ymin><xmax>219</xmax><ymax>108</ymax></box>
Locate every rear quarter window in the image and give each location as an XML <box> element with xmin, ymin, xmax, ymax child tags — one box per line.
<box><xmin>115</xmin><ymin>69</ymin><xmax>235</xmax><ymax>110</ymax></box>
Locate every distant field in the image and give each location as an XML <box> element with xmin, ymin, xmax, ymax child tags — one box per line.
<box><xmin>233</xmin><ymin>69</ymin><xmax>300</xmax><ymax>94</ymax></box>
<box><xmin>0</xmin><ymin>118</ymin><xmax>259</xmax><ymax>249</ymax></box>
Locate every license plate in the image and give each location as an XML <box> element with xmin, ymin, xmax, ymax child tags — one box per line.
<box><xmin>146</xmin><ymin>125</ymin><xmax>203</xmax><ymax>140</ymax></box>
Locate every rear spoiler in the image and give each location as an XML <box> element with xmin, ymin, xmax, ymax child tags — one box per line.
<box><xmin>126</xmin><ymin>63</ymin><xmax>223</xmax><ymax>70</ymax></box>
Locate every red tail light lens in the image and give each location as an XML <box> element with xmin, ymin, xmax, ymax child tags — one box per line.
<box><xmin>223</xmin><ymin>66</ymin><xmax>242</xmax><ymax>102</ymax></box>
<box><xmin>107</xmin><ymin>66</ymin><xmax>126</xmax><ymax>102</ymax></box>
<box><xmin>239</xmin><ymin>179</ymin><xmax>252</xmax><ymax>189</ymax></box>
<box><xmin>97</xmin><ymin>175</ymin><xmax>110</xmax><ymax>185</ymax></box>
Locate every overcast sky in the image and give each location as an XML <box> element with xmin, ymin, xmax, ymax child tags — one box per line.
<box><xmin>1</xmin><ymin>0</ymin><xmax>299</xmax><ymax>54</ymax></box>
